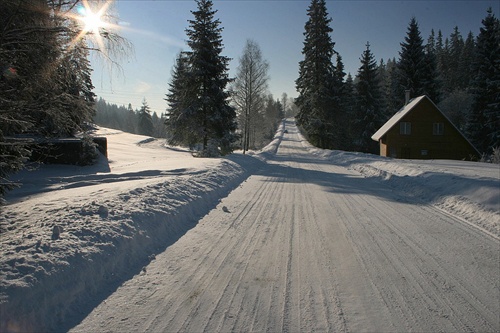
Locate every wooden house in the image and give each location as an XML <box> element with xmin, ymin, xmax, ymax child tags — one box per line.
<box><xmin>371</xmin><ymin>95</ymin><xmax>480</xmax><ymax>160</ymax></box>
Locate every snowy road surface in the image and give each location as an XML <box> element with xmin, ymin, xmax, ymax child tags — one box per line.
<box><xmin>71</xmin><ymin>122</ymin><xmax>499</xmax><ymax>332</ymax></box>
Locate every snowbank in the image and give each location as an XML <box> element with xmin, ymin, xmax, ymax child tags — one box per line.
<box><xmin>1</xmin><ymin>121</ymin><xmax>498</xmax><ymax>332</ymax></box>
<box><xmin>297</xmin><ymin>132</ymin><xmax>500</xmax><ymax>238</ymax></box>
<box><xmin>0</xmin><ymin>130</ymin><xmax>263</xmax><ymax>332</ymax></box>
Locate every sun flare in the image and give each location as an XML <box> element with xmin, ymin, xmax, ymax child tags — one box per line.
<box><xmin>82</xmin><ymin>9</ymin><xmax>104</xmax><ymax>33</ymax></box>
<box><xmin>68</xmin><ymin>0</ymin><xmax>116</xmax><ymax>54</ymax></box>
<box><xmin>77</xmin><ymin>1</ymin><xmax>109</xmax><ymax>35</ymax></box>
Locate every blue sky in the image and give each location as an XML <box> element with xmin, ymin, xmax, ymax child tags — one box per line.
<box><xmin>89</xmin><ymin>0</ymin><xmax>498</xmax><ymax>115</ymax></box>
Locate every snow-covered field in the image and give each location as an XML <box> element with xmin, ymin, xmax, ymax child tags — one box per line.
<box><xmin>1</xmin><ymin>120</ymin><xmax>498</xmax><ymax>332</ymax></box>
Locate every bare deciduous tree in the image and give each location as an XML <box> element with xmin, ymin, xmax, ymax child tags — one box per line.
<box><xmin>231</xmin><ymin>39</ymin><xmax>269</xmax><ymax>153</ymax></box>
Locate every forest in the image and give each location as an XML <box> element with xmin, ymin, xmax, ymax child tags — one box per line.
<box><xmin>1</xmin><ymin>0</ymin><xmax>499</xmax><ymax>199</ymax></box>
<box><xmin>295</xmin><ymin>1</ymin><xmax>499</xmax><ymax>157</ymax></box>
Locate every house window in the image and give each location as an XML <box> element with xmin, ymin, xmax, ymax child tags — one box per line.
<box><xmin>400</xmin><ymin>122</ymin><xmax>411</xmax><ymax>135</ymax></box>
<box><xmin>433</xmin><ymin>122</ymin><xmax>444</xmax><ymax>135</ymax></box>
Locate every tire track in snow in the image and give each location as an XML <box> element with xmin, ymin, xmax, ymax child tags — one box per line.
<box><xmin>70</xmin><ymin>121</ymin><xmax>499</xmax><ymax>333</ymax></box>
<box><xmin>152</xmin><ymin>175</ymin><xmax>281</xmax><ymax>332</ymax></box>
<box><xmin>207</xmin><ymin>176</ymin><xmax>286</xmax><ymax>332</ymax></box>
<box><xmin>332</xmin><ymin>185</ymin><xmax>498</xmax><ymax>332</ymax></box>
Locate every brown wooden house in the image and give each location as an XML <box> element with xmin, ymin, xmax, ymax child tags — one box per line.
<box><xmin>371</xmin><ymin>95</ymin><xmax>480</xmax><ymax>160</ymax></box>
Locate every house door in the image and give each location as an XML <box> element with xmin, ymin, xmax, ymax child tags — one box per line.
<box><xmin>401</xmin><ymin>147</ymin><xmax>411</xmax><ymax>159</ymax></box>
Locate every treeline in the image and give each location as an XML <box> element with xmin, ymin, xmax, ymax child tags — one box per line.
<box><xmin>94</xmin><ymin>92</ymin><xmax>287</xmax><ymax>151</ymax></box>
<box><xmin>93</xmin><ymin>98</ymin><xmax>167</xmax><ymax>138</ymax></box>
<box><xmin>296</xmin><ymin>1</ymin><xmax>499</xmax><ymax>156</ymax></box>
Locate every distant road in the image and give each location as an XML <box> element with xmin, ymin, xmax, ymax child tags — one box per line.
<box><xmin>71</xmin><ymin>119</ymin><xmax>499</xmax><ymax>332</ymax></box>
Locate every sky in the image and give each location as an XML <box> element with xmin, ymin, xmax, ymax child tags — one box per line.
<box><xmin>88</xmin><ymin>0</ymin><xmax>498</xmax><ymax>115</ymax></box>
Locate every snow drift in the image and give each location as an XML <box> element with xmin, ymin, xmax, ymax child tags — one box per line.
<box><xmin>1</xmin><ymin>120</ymin><xmax>498</xmax><ymax>332</ymax></box>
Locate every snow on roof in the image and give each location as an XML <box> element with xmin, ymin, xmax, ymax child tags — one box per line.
<box><xmin>371</xmin><ymin>95</ymin><xmax>426</xmax><ymax>142</ymax></box>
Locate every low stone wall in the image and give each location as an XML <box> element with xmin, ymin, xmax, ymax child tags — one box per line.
<box><xmin>30</xmin><ymin>137</ymin><xmax>107</xmax><ymax>165</ymax></box>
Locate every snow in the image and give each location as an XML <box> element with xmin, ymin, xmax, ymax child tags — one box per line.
<box><xmin>371</xmin><ymin>95</ymin><xmax>426</xmax><ymax>141</ymax></box>
<box><xmin>1</xmin><ymin>120</ymin><xmax>498</xmax><ymax>332</ymax></box>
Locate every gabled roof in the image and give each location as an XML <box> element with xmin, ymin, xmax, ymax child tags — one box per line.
<box><xmin>371</xmin><ymin>95</ymin><xmax>426</xmax><ymax>141</ymax></box>
<box><xmin>371</xmin><ymin>95</ymin><xmax>480</xmax><ymax>156</ymax></box>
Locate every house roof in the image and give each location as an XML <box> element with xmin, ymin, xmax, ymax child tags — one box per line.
<box><xmin>371</xmin><ymin>95</ymin><xmax>480</xmax><ymax>156</ymax></box>
<box><xmin>371</xmin><ymin>95</ymin><xmax>426</xmax><ymax>141</ymax></box>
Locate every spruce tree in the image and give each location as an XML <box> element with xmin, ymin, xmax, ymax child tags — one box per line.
<box><xmin>340</xmin><ymin>73</ymin><xmax>357</xmax><ymax>150</ymax></box>
<box><xmin>398</xmin><ymin>17</ymin><xmax>428</xmax><ymax>101</ymax></box>
<box><xmin>0</xmin><ymin>0</ymin><xmax>61</xmax><ymax>198</ymax></box>
<box><xmin>423</xmin><ymin>38</ymin><xmax>441</xmax><ymax>102</ymax></box>
<box><xmin>165</xmin><ymin>52</ymin><xmax>197</xmax><ymax>146</ymax></box>
<box><xmin>355</xmin><ymin>43</ymin><xmax>383</xmax><ymax>154</ymax></box>
<box><xmin>467</xmin><ymin>8</ymin><xmax>500</xmax><ymax>154</ymax></box>
<box><xmin>459</xmin><ymin>32</ymin><xmax>476</xmax><ymax>90</ymax></box>
<box><xmin>125</xmin><ymin>103</ymin><xmax>137</xmax><ymax>134</ymax></box>
<box><xmin>384</xmin><ymin>58</ymin><xmax>401</xmax><ymax>115</ymax></box>
<box><xmin>445</xmin><ymin>27</ymin><xmax>465</xmax><ymax>92</ymax></box>
<box><xmin>137</xmin><ymin>99</ymin><xmax>154</xmax><ymax>136</ymax></box>
<box><xmin>295</xmin><ymin>0</ymin><xmax>339</xmax><ymax>149</ymax></box>
<box><xmin>184</xmin><ymin>0</ymin><xmax>236</xmax><ymax>156</ymax></box>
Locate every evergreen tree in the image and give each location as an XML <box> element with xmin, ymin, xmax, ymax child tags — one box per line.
<box><xmin>55</xmin><ymin>33</ymin><xmax>96</xmax><ymax>136</ymax></box>
<box><xmin>137</xmin><ymin>99</ymin><xmax>154</xmax><ymax>136</ymax></box>
<box><xmin>383</xmin><ymin>58</ymin><xmax>401</xmax><ymax>116</ymax></box>
<box><xmin>1</xmin><ymin>0</ymin><xmax>131</xmax><ymax>199</ymax></box>
<box><xmin>459</xmin><ymin>31</ymin><xmax>476</xmax><ymax>90</ymax></box>
<box><xmin>467</xmin><ymin>8</ymin><xmax>500</xmax><ymax>154</ymax></box>
<box><xmin>445</xmin><ymin>26</ymin><xmax>465</xmax><ymax>92</ymax></box>
<box><xmin>0</xmin><ymin>0</ymin><xmax>61</xmax><ymax>197</ymax></box>
<box><xmin>423</xmin><ymin>36</ymin><xmax>441</xmax><ymax>102</ymax></box>
<box><xmin>398</xmin><ymin>17</ymin><xmax>428</xmax><ymax>101</ymax></box>
<box><xmin>355</xmin><ymin>42</ymin><xmax>383</xmax><ymax>153</ymax></box>
<box><xmin>263</xmin><ymin>95</ymin><xmax>284</xmax><ymax>140</ymax></box>
<box><xmin>377</xmin><ymin>59</ymin><xmax>389</xmax><ymax>118</ymax></box>
<box><xmin>438</xmin><ymin>90</ymin><xmax>474</xmax><ymax>131</ymax></box>
<box><xmin>125</xmin><ymin>103</ymin><xmax>137</xmax><ymax>134</ymax></box>
<box><xmin>184</xmin><ymin>0</ymin><xmax>237</xmax><ymax>156</ymax></box>
<box><xmin>295</xmin><ymin>0</ymin><xmax>339</xmax><ymax>149</ymax></box>
<box><xmin>427</xmin><ymin>29</ymin><xmax>436</xmax><ymax>54</ymax></box>
<box><xmin>165</xmin><ymin>52</ymin><xmax>196</xmax><ymax>146</ymax></box>
<box><xmin>339</xmin><ymin>73</ymin><xmax>357</xmax><ymax>150</ymax></box>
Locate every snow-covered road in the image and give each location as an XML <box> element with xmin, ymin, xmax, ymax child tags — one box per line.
<box><xmin>71</xmin><ymin>121</ymin><xmax>499</xmax><ymax>332</ymax></box>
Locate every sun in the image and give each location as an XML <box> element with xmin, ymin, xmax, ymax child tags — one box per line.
<box><xmin>82</xmin><ymin>9</ymin><xmax>104</xmax><ymax>34</ymax></box>
<box><xmin>77</xmin><ymin>2</ymin><xmax>109</xmax><ymax>35</ymax></box>
<box><xmin>69</xmin><ymin>0</ymin><xmax>115</xmax><ymax>54</ymax></box>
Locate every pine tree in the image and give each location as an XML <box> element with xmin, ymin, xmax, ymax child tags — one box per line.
<box><xmin>467</xmin><ymin>8</ymin><xmax>500</xmax><ymax>154</ymax></box>
<box><xmin>137</xmin><ymin>99</ymin><xmax>154</xmax><ymax>136</ymax></box>
<box><xmin>184</xmin><ymin>0</ymin><xmax>236</xmax><ymax>156</ymax></box>
<box><xmin>295</xmin><ymin>0</ymin><xmax>339</xmax><ymax>149</ymax></box>
<box><xmin>355</xmin><ymin>42</ymin><xmax>383</xmax><ymax>153</ymax></box>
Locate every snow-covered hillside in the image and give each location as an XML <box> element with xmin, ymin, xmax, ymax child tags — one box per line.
<box><xmin>1</xmin><ymin>120</ymin><xmax>498</xmax><ymax>332</ymax></box>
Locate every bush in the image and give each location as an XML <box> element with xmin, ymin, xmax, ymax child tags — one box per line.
<box><xmin>78</xmin><ymin>134</ymin><xmax>99</xmax><ymax>166</ymax></box>
<box><xmin>492</xmin><ymin>147</ymin><xmax>500</xmax><ymax>164</ymax></box>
